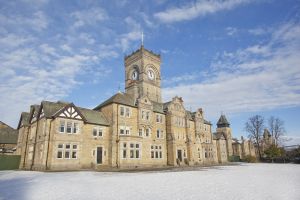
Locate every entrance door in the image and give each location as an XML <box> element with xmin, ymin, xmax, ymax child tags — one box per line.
<box><xmin>177</xmin><ymin>150</ymin><xmax>182</xmax><ymax>162</ymax></box>
<box><xmin>96</xmin><ymin>147</ymin><xmax>103</xmax><ymax>164</ymax></box>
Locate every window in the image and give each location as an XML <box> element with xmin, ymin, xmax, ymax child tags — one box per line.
<box><xmin>72</xmin><ymin>144</ymin><xmax>77</xmax><ymax>159</ymax></box>
<box><xmin>57</xmin><ymin>144</ymin><xmax>63</xmax><ymax>159</ymax></box>
<box><xmin>122</xmin><ymin>143</ymin><xmax>127</xmax><ymax>158</ymax></box>
<box><xmin>98</xmin><ymin>129</ymin><xmax>103</xmax><ymax>137</ymax></box>
<box><xmin>65</xmin><ymin>144</ymin><xmax>71</xmax><ymax>158</ymax></box>
<box><xmin>73</xmin><ymin>123</ymin><xmax>78</xmax><ymax>134</ymax></box>
<box><xmin>146</xmin><ymin>112</ymin><xmax>150</xmax><ymax>120</ymax></box>
<box><xmin>145</xmin><ymin>128</ymin><xmax>150</xmax><ymax>137</ymax></box>
<box><xmin>122</xmin><ymin>142</ymin><xmax>140</xmax><ymax>159</ymax></box>
<box><xmin>65</xmin><ymin>150</ymin><xmax>70</xmax><ymax>159</ymax></box>
<box><xmin>141</xmin><ymin>111</ymin><xmax>145</xmax><ymax>119</ymax></box>
<box><xmin>120</xmin><ymin>106</ymin><xmax>125</xmax><ymax>116</ymax></box>
<box><xmin>141</xmin><ymin>110</ymin><xmax>151</xmax><ymax>121</ymax></box>
<box><xmin>120</xmin><ymin>106</ymin><xmax>130</xmax><ymax>117</ymax></box>
<box><xmin>56</xmin><ymin>143</ymin><xmax>78</xmax><ymax>159</ymax></box>
<box><xmin>151</xmin><ymin>145</ymin><xmax>163</xmax><ymax>159</ymax></box>
<box><xmin>66</xmin><ymin>122</ymin><xmax>72</xmax><ymax>133</ymax></box>
<box><xmin>156</xmin><ymin>114</ymin><xmax>163</xmax><ymax>123</ymax></box>
<box><xmin>59</xmin><ymin>121</ymin><xmax>65</xmax><ymax>133</ymax></box>
<box><xmin>125</xmin><ymin>107</ymin><xmax>130</xmax><ymax>117</ymax></box>
<box><xmin>93</xmin><ymin>128</ymin><xmax>97</xmax><ymax>137</ymax></box>
<box><xmin>156</xmin><ymin>129</ymin><xmax>163</xmax><ymax>139</ymax></box>
<box><xmin>136</xmin><ymin>144</ymin><xmax>140</xmax><ymax>158</ymax></box>
<box><xmin>139</xmin><ymin>129</ymin><xmax>143</xmax><ymax>137</ymax></box>
<box><xmin>59</xmin><ymin>121</ymin><xmax>79</xmax><ymax>134</ymax></box>
<box><xmin>93</xmin><ymin>127</ymin><xmax>103</xmax><ymax>137</ymax></box>
<box><xmin>119</xmin><ymin>126</ymin><xmax>130</xmax><ymax>135</ymax></box>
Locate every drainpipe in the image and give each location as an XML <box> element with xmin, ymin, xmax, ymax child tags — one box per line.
<box><xmin>45</xmin><ymin>118</ymin><xmax>53</xmax><ymax>170</ymax></box>
<box><xmin>116</xmin><ymin>104</ymin><xmax>119</xmax><ymax>168</ymax></box>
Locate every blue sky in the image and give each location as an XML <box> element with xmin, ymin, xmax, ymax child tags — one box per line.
<box><xmin>0</xmin><ymin>0</ymin><xmax>299</xmax><ymax>145</ymax></box>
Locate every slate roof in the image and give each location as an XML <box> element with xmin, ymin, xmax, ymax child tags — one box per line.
<box><xmin>30</xmin><ymin>104</ymin><xmax>40</xmax><ymax>117</ymax></box>
<box><xmin>204</xmin><ymin>119</ymin><xmax>212</xmax><ymax>125</ymax></box>
<box><xmin>217</xmin><ymin>114</ymin><xmax>230</xmax><ymax>127</ymax></box>
<box><xmin>25</xmin><ymin>101</ymin><xmax>109</xmax><ymax>126</ymax></box>
<box><xmin>0</xmin><ymin>122</ymin><xmax>18</xmax><ymax>144</ymax></box>
<box><xmin>163</xmin><ymin>101</ymin><xmax>171</xmax><ymax>111</ymax></box>
<box><xmin>263</xmin><ymin>129</ymin><xmax>271</xmax><ymax>137</ymax></box>
<box><xmin>151</xmin><ymin>101</ymin><xmax>164</xmax><ymax>114</ymax></box>
<box><xmin>77</xmin><ymin>107</ymin><xmax>109</xmax><ymax>126</ymax></box>
<box><xmin>17</xmin><ymin>112</ymin><xmax>30</xmax><ymax>129</ymax></box>
<box><xmin>42</xmin><ymin>101</ymin><xmax>69</xmax><ymax>118</ymax></box>
<box><xmin>94</xmin><ymin>92</ymin><xmax>136</xmax><ymax>110</ymax></box>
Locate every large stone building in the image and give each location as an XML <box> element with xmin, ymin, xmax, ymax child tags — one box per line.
<box><xmin>16</xmin><ymin>45</ymin><xmax>255</xmax><ymax>170</ymax></box>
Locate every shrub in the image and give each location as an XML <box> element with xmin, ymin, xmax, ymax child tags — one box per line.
<box><xmin>228</xmin><ymin>156</ymin><xmax>240</xmax><ymax>162</ymax></box>
<box><xmin>242</xmin><ymin>155</ymin><xmax>257</xmax><ymax>163</ymax></box>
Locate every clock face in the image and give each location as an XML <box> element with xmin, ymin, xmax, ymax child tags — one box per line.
<box><xmin>132</xmin><ymin>70</ymin><xmax>138</xmax><ymax>80</ymax></box>
<box><xmin>147</xmin><ymin>69</ymin><xmax>155</xmax><ymax>80</ymax></box>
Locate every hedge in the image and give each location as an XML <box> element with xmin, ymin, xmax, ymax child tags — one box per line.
<box><xmin>0</xmin><ymin>155</ymin><xmax>21</xmax><ymax>170</ymax></box>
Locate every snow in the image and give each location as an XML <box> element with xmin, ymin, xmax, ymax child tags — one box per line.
<box><xmin>0</xmin><ymin>163</ymin><xmax>299</xmax><ymax>200</ymax></box>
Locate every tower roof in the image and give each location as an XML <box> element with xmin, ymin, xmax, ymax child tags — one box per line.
<box><xmin>125</xmin><ymin>45</ymin><xmax>160</xmax><ymax>60</ymax></box>
<box><xmin>217</xmin><ymin>114</ymin><xmax>230</xmax><ymax>128</ymax></box>
<box><xmin>263</xmin><ymin>128</ymin><xmax>271</xmax><ymax>138</ymax></box>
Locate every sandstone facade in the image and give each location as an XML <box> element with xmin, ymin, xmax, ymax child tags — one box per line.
<box><xmin>16</xmin><ymin>46</ymin><xmax>256</xmax><ymax>170</ymax></box>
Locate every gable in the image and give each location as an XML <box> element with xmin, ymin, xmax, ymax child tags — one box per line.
<box><xmin>31</xmin><ymin>111</ymin><xmax>37</xmax><ymax>123</ymax></box>
<box><xmin>139</xmin><ymin>95</ymin><xmax>152</xmax><ymax>106</ymax></box>
<box><xmin>39</xmin><ymin>108</ymin><xmax>45</xmax><ymax>119</ymax></box>
<box><xmin>58</xmin><ymin>106</ymin><xmax>83</xmax><ymax>120</ymax></box>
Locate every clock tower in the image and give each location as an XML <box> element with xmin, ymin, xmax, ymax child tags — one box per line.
<box><xmin>124</xmin><ymin>45</ymin><xmax>162</xmax><ymax>103</ymax></box>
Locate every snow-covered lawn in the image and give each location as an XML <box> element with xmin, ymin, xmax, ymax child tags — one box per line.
<box><xmin>0</xmin><ymin>163</ymin><xmax>299</xmax><ymax>200</ymax></box>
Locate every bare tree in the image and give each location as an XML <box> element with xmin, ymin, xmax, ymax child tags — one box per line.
<box><xmin>245</xmin><ymin>115</ymin><xmax>264</xmax><ymax>159</ymax></box>
<box><xmin>269</xmin><ymin>116</ymin><xmax>285</xmax><ymax>146</ymax></box>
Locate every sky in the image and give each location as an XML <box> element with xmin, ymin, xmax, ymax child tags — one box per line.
<box><xmin>0</xmin><ymin>0</ymin><xmax>299</xmax><ymax>145</ymax></box>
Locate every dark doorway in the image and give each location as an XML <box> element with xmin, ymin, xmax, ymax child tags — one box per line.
<box><xmin>96</xmin><ymin>147</ymin><xmax>103</xmax><ymax>164</ymax></box>
<box><xmin>177</xmin><ymin>149</ymin><xmax>182</xmax><ymax>162</ymax></box>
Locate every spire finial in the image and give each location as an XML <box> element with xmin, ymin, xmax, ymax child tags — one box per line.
<box><xmin>118</xmin><ymin>83</ymin><xmax>121</xmax><ymax>93</ymax></box>
<box><xmin>141</xmin><ymin>31</ymin><xmax>144</xmax><ymax>46</ymax></box>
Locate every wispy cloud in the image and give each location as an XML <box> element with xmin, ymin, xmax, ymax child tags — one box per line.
<box><xmin>0</xmin><ymin>8</ymin><xmax>114</xmax><ymax>127</ymax></box>
<box><xmin>71</xmin><ymin>7</ymin><xmax>108</xmax><ymax>28</ymax></box>
<box><xmin>163</xmin><ymin>73</ymin><xmax>199</xmax><ymax>86</ymax></box>
<box><xmin>162</xmin><ymin>21</ymin><xmax>300</xmax><ymax>119</ymax></box>
<box><xmin>154</xmin><ymin>0</ymin><xmax>252</xmax><ymax>23</ymax></box>
<box><xmin>226</xmin><ymin>27</ymin><xmax>238</xmax><ymax>36</ymax></box>
<box><xmin>0</xmin><ymin>1</ymin><xmax>149</xmax><ymax>126</ymax></box>
<box><xmin>0</xmin><ymin>11</ymin><xmax>48</xmax><ymax>31</ymax></box>
<box><xmin>248</xmin><ymin>27</ymin><xmax>271</xmax><ymax>36</ymax></box>
<box><xmin>119</xmin><ymin>31</ymin><xmax>141</xmax><ymax>52</ymax></box>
